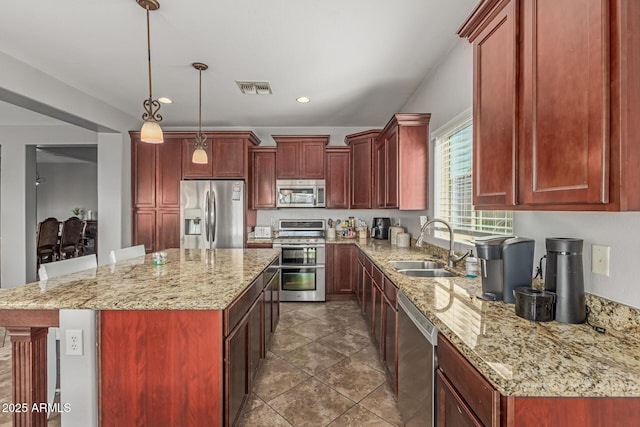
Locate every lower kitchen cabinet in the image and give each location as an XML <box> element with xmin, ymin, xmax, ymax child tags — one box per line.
<box><xmin>383</xmin><ymin>277</ymin><xmax>398</xmax><ymax>394</ymax></box>
<box><xmin>437</xmin><ymin>334</ymin><xmax>501</xmax><ymax>427</ymax></box>
<box><xmin>225</xmin><ymin>310</ymin><xmax>250</xmax><ymax>427</ymax></box>
<box><xmin>326</xmin><ymin>243</ymin><xmax>357</xmax><ymax>299</ymax></box>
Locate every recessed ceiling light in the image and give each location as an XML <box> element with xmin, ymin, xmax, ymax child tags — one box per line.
<box><xmin>158</xmin><ymin>97</ymin><xmax>173</xmax><ymax>104</ymax></box>
<box><xmin>296</xmin><ymin>97</ymin><xmax>310</xmax><ymax>103</ymax></box>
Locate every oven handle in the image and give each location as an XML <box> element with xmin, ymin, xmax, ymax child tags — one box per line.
<box><xmin>278</xmin><ymin>265</ymin><xmax>325</xmax><ymax>270</ymax></box>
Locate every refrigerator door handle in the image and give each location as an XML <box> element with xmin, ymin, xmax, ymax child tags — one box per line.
<box><xmin>211</xmin><ymin>190</ymin><xmax>217</xmax><ymax>243</ymax></box>
<box><xmin>205</xmin><ymin>190</ymin><xmax>210</xmax><ymax>242</ymax></box>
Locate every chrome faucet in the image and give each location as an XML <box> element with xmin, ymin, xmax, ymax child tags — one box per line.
<box><xmin>415</xmin><ymin>218</ymin><xmax>469</xmax><ymax>268</ymax></box>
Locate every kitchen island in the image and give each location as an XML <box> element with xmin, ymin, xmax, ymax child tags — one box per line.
<box><xmin>0</xmin><ymin>248</ymin><xmax>280</xmax><ymax>427</ymax></box>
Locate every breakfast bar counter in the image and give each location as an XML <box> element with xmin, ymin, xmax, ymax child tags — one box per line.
<box><xmin>0</xmin><ymin>248</ymin><xmax>280</xmax><ymax>427</ymax></box>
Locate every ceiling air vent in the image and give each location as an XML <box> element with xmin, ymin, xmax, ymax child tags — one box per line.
<box><xmin>236</xmin><ymin>81</ymin><xmax>272</xmax><ymax>95</ymax></box>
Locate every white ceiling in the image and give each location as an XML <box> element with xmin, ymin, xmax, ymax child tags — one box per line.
<box><xmin>0</xmin><ymin>0</ymin><xmax>478</xmax><ymax>128</ymax></box>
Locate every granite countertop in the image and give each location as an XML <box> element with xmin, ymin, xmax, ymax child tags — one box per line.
<box><xmin>355</xmin><ymin>239</ymin><xmax>640</xmax><ymax>398</ymax></box>
<box><xmin>0</xmin><ymin>248</ymin><xmax>279</xmax><ymax>311</ymax></box>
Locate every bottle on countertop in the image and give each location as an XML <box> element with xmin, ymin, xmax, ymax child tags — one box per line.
<box><xmin>466</xmin><ymin>250</ymin><xmax>478</xmax><ymax>278</ymax></box>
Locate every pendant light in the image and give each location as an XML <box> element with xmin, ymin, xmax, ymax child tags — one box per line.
<box><xmin>138</xmin><ymin>0</ymin><xmax>164</xmax><ymax>144</ymax></box>
<box><xmin>192</xmin><ymin>62</ymin><xmax>209</xmax><ymax>164</ymax></box>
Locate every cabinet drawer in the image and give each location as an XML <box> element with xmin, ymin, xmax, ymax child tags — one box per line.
<box><xmin>437</xmin><ymin>334</ymin><xmax>500</xmax><ymax>426</ymax></box>
<box><xmin>363</xmin><ymin>256</ymin><xmax>373</xmax><ymax>276</ymax></box>
<box><xmin>437</xmin><ymin>370</ymin><xmax>483</xmax><ymax>427</ymax></box>
<box><xmin>372</xmin><ymin>265</ymin><xmax>384</xmax><ymax>288</ymax></box>
<box><xmin>225</xmin><ymin>278</ymin><xmax>263</xmax><ymax>336</ymax></box>
<box><xmin>383</xmin><ymin>277</ymin><xmax>397</xmax><ymax>307</ymax></box>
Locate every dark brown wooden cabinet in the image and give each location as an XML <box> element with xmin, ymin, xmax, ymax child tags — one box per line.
<box><xmin>325</xmin><ymin>147</ymin><xmax>350</xmax><ymax>209</ymax></box>
<box><xmin>383</xmin><ymin>277</ymin><xmax>398</xmax><ymax>395</ymax></box>
<box><xmin>132</xmin><ymin>131</ymin><xmax>260</xmax><ymax>252</ymax></box>
<box><xmin>437</xmin><ymin>371</ymin><xmax>483</xmax><ymax>427</ymax></box>
<box><xmin>183</xmin><ymin>132</ymin><xmax>260</xmax><ymax>179</ymax></box>
<box><xmin>326</xmin><ymin>243</ymin><xmax>357</xmax><ymax>299</ymax></box>
<box><xmin>273</xmin><ymin>135</ymin><xmax>329</xmax><ymax>179</ymax></box>
<box><xmin>250</xmin><ymin>148</ymin><xmax>277</xmax><ymax>209</ymax></box>
<box><xmin>374</xmin><ymin>114</ymin><xmax>430</xmax><ymax>210</ymax></box>
<box><xmin>345</xmin><ymin>130</ymin><xmax>380</xmax><ymax>209</ymax></box>
<box><xmin>225</xmin><ymin>308</ymin><xmax>250</xmax><ymax>427</ymax></box>
<box><xmin>459</xmin><ymin>0</ymin><xmax>640</xmax><ymax>211</ymax></box>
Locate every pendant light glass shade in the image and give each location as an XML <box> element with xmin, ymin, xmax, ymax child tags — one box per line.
<box><xmin>191</xmin><ymin>62</ymin><xmax>209</xmax><ymax>164</ymax></box>
<box><xmin>141</xmin><ymin>119</ymin><xmax>164</xmax><ymax>144</ymax></box>
<box><xmin>192</xmin><ymin>146</ymin><xmax>208</xmax><ymax>164</ymax></box>
<box><xmin>138</xmin><ymin>0</ymin><xmax>164</xmax><ymax>143</ymax></box>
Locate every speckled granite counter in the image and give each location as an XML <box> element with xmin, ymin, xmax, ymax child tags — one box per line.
<box><xmin>355</xmin><ymin>239</ymin><xmax>640</xmax><ymax>398</ymax></box>
<box><xmin>0</xmin><ymin>248</ymin><xmax>279</xmax><ymax>311</ymax></box>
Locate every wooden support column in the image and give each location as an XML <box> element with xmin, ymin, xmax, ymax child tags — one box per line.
<box><xmin>7</xmin><ymin>327</ymin><xmax>49</xmax><ymax>427</ymax></box>
<box><xmin>0</xmin><ymin>309</ymin><xmax>59</xmax><ymax>427</ymax></box>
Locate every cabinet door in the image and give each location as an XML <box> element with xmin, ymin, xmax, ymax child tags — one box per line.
<box><xmin>133</xmin><ymin>141</ymin><xmax>156</xmax><ymax>208</ymax></box>
<box><xmin>327</xmin><ymin>244</ymin><xmax>356</xmax><ymax>296</ymax></box>
<box><xmin>276</xmin><ymin>142</ymin><xmax>299</xmax><ymax>179</ymax></box>
<box><xmin>300</xmin><ymin>141</ymin><xmax>325</xmax><ymax>178</ymax></box>
<box><xmin>473</xmin><ymin>0</ymin><xmax>517</xmax><ymax>207</ymax></box>
<box><xmin>213</xmin><ymin>137</ymin><xmax>245</xmax><ymax>177</ymax></box>
<box><xmin>225</xmin><ymin>316</ymin><xmax>249</xmax><ymax>427</ymax></box>
<box><xmin>248</xmin><ymin>297</ymin><xmax>262</xmax><ymax>384</ymax></box>
<box><xmin>374</xmin><ymin>140</ymin><xmax>386</xmax><ymax>208</ymax></box>
<box><xmin>182</xmin><ymin>138</ymin><xmax>214</xmax><ymax>178</ymax></box>
<box><xmin>156</xmin><ymin>210</ymin><xmax>180</xmax><ymax>251</ymax></box>
<box><xmin>133</xmin><ymin>210</ymin><xmax>155</xmax><ymax>252</ymax></box>
<box><xmin>384</xmin><ymin>298</ymin><xmax>398</xmax><ymax>395</ymax></box>
<box><xmin>326</xmin><ymin>149</ymin><xmax>350</xmax><ymax>209</ymax></box>
<box><xmin>364</xmin><ymin>269</ymin><xmax>373</xmax><ymax>320</ymax></box>
<box><xmin>372</xmin><ymin>281</ymin><xmax>383</xmax><ymax>351</ymax></box>
<box><xmin>350</xmin><ymin>138</ymin><xmax>373</xmax><ymax>209</ymax></box>
<box><xmin>355</xmin><ymin>259</ymin><xmax>364</xmax><ymax>306</ymax></box>
<box><xmin>252</xmin><ymin>150</ymin><xmax>277</xmax><ymax>209</ymax></box>
<box><xmin>437</xmin><ymin>371</ymin><xmax>483</xmax><ymax>427</ymax></box>
<box><xmin>384</xmin><ymin>129</ymin><xmax>399</xmax><ymax>208</ymax></box>
<box><xmin>520</xmin><ymin>0</ymin><xmax>609</xmax><ymax>205</ymax></box>
<box><xmin>156</xmin><ymin>140</ymin><xmax>182</xmax><ymax>208</ymax></box>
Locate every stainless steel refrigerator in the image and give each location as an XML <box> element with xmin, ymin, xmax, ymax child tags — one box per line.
<box><xmin>180</xmin><ymin>180</ymin><xmax>245</xmax><ymax>249</ymax></box>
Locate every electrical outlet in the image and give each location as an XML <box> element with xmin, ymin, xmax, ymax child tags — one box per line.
<box><xmin>592</xmin><ymin>244</ymin><xmax>610</xmax><ymax>276</ymax></box>
<box><xmin>65</xmin><ymin>329</ymin><xmax>83</xmax><ymax>356</ymax></box>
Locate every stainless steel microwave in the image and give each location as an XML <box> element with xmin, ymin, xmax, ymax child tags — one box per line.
<box><xmin>276</xmin><ymin>179</ymin><xmax>326</xmax><ymax>208</ymax></box>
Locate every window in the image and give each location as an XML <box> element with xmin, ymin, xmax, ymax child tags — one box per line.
<box><xmin>433</xmin><ymin>111</ymin><xmax>512</xmax><ymax>241</ymax></box>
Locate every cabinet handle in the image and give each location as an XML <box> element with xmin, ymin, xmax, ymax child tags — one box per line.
<box><xmin>457</xmin><ymin>405</ymin><xmax>462</xmax><ymax>415</ymax></box>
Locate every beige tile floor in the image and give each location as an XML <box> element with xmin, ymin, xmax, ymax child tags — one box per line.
<box><xmin>0</xmin><ymin>302</ymin><xmax>403</xmax><ymax>427</ymax></box>
<box><xmin>238</xmin><ymin>300</ymin><xmax>404</xmax><ymax>427</ymax></box>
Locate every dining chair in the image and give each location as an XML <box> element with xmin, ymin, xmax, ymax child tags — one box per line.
<box><xmin>36</xmin><ymin>217</ymin><xmax>60</xmax><ymax>267</ymax></box>
<box><xmin>38</xmin><ymin>254</ymin><xmax>97</xmax><ymax>281</ymax></box>
<box><xmin>109</xmin><ymin>244</ymin><xmax>146</xmax><ymax>264</ymax></box>
<box><xmin>58</xmin><ymin>217</ymin><xmax>84</xmax><ymax>260</ymax></box>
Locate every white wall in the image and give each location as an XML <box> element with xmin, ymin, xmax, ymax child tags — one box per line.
<box><xmin>36</xmin><ymin>162</ymin><xmax>97</xmax><ymax>221</ymax></box>
<box><xmin>399</xmin><ymin>39</ymin><xmax>640</xmax><ymax>309</ymax></box>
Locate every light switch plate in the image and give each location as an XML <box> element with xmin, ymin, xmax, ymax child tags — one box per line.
<box><xmin>592</xmin><ymin>244</ymin><xmax>610</xmax><ymax>276</ymax></box>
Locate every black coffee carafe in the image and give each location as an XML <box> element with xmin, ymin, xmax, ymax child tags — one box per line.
<box><xmin>544</xmin><ymin>238</ymin><xmax>586</xmax><ymax>323</ymax></box>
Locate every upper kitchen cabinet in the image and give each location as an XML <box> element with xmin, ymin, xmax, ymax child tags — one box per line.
<box><xmin>325</xmin><ymin>147</ymin><xmax>351</xmax><ymax>209</ymax></box>
<box><xmin>273</xmin><ymin>135</ymin><xmax>329</xmax><ymax>179</ymax></box>
<box><xmin>182</xmin><ymin>131</ymin><xmax>260</xmax><ymax>179</ymax></box>
<box><xmin>250</xmin><ymin>147</ymin><xmax>277</xmax><ymax>209</ymax></box>
<box><xmin>374</xmin><ymin>114</ymin><xmax>430</xmax><ymax>210</ymax></box>
<box><xmin>131</xmin><ymin>132</ymin><xmax>183</xmax><ymax>210</ymax></box>
<box><xmin>345</xmin><ymin>130</ymin><xmax>381</xmax><ymax>209</ymax></box>
<box><xmin>459</xmin><ymin>0</ymin><xmax>640</xmax><ymax>211</ymax></box>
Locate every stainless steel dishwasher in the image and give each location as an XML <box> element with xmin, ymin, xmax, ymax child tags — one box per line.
<box><xmin>397</xmin><ymin>290</ymin><xmax>438</xmax><ymax>427</ymax></box>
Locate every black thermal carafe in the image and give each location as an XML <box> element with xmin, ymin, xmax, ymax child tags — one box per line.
<box><xmin>544</xmin><ymin>238</ymin><xmax>586</xmax><ymax>323</ymax></box>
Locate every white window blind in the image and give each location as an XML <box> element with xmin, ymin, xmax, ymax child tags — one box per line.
<box><xmin>434</xmin><ymin>117</ymin><xmax>512</xmax><ymax>240</ymax></box>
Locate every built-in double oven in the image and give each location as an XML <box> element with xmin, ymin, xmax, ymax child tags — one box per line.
<box><xmin>273</xmin><ymin>220</ymin><xmax>326</xmax><ymax>302</ymax></box>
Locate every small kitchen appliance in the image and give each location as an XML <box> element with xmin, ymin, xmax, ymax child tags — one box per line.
<box><xmin>372</xmin><ymin>217</ymin><xmax>391</xmax><ymax>240</ymax></box>
<box><xmin>544</xmin><ymin>238</ymin><xmax>586</xmax><ymax>323</ymax></box>
<box><xmin>514</xmin><ymin>288</ymin><xmax>556</xmax><ymax>322</ymax></box>
<box><xmin>475</xmin><ymin>236</ymin><xmax>535</xmax><ymax>303</ymax></box>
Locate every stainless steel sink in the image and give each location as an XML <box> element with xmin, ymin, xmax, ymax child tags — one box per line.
<box><xmin>389</xmin><ymin>260</ymin><xmax>443</xmax><ymax>270</ymax></box>
<box><xmin>397</xmin><ymin>269</ymin><xmax>456</xmax><ymax>278</ymax></box>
